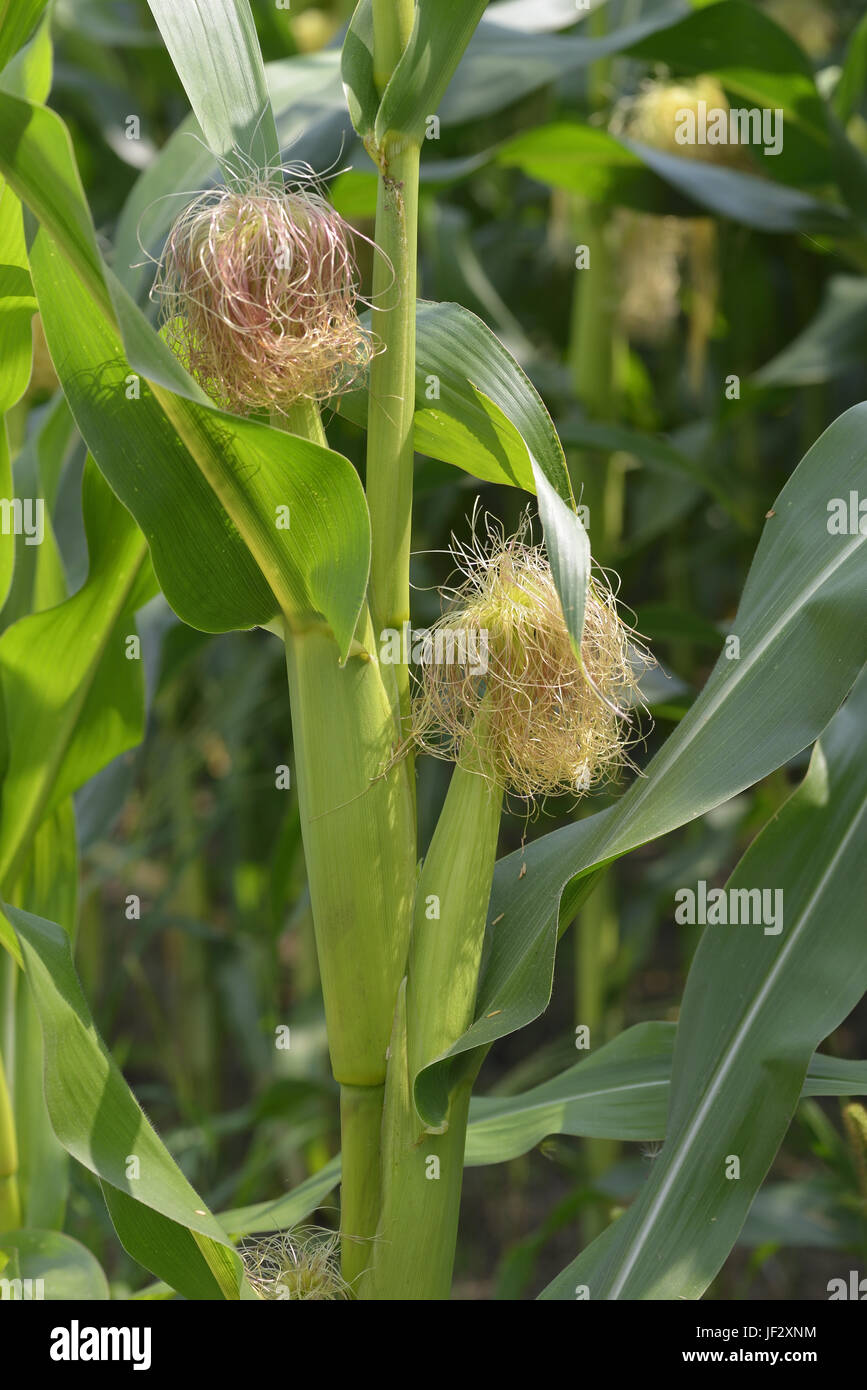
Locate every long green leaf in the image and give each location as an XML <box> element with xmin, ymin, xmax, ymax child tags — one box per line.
<box><xmin>8</xmin><ymin>903</ymin><xmax>245</xmax><ymax>1299</ymax></box>
<box><xmin>542</xmin><ymin>670</ymin><xmax>867</xmax><ymax>1298</ymax></box>
<box><xmin>0</xmin><ymin>462</ymin><xmax>153</xmax><ymax>902</ymax></box>
<box><xmin>146</xmin><ymin>0</ymin><xmax>279</xmax><ymax>182</ymax></box>
<box><xmin>0</xmin><ymin>93</ymin><xmax>370</xmax><ymax>656</ymax></box>
<box><xmin>0</xmin><ymin>1229</ymin><xmax>109</xmax><ymax>1300</ymax></box>
<box><xmin>374</xmin><ymin>0</ymin><xmax>489</xmax><ymax>146</ymax></box>
<box><xmin>8</xmin><ymin>801</ymin><xmax>78</xmax><ymax>1229</ymax></box>
<box><xmin>0</xmin><ymin>0</ymin><xmax>48</xmax><ymax>72</ymax></box>
<box><xmin>0</xmin><ymin>182</ymin><xmax>36</xmax><ymax>610</ymax></box>
<box><xmin>414</xmin><ymin>403</ymin><xmax>867</xmax><ymax>1125</ymax></box>
<box><xmin>215</xmin><ymin>1030</ymin><xmax>867</xmax><ymax>1236</ymax></box>
<box><xmin>339</xmin><ymin>300</ymin><xmax>571</xmax><ymax>495</ymax></box>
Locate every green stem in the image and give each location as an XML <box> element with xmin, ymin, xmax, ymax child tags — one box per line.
<box><xmin>283</xmin><ymin>395</ymin><xmax>328</xmax><ymax>448</ymax></box>
<box><xmin>568</xmin><ymin>197</ymin><xmax>622</xmax><ymax>564</ymax></box>
<box><xmin>0</xmin><ymin>1047</ymin><xmax>21</xmax><ymax>1232</ymax></box>
<box><xmin>365</xmin><ymin>10</ymin><xmax>421</xmax><ymax>731</ymax></box>
<box><xmin>361</xmin><ymin>981</ymin><xmax>475</xmax><ymax>1300</ymax></box>
<box><xmin>363</xmin><ymin>721</ymin><xmax>502</xmax><ymax>1299</ymax></box>
<box><xmin>576</xmin><ymin>870</ymin><xmax>620</xmax><ymax>1243</ymax></box>
<box><xmin>273</xmin><ymin>402</ymin><xmax>416</xmax><ymax>1280</ymax></box>
<box><xmin>339</xmin><ymin>1082</ymin><xmax>384</xmax><ymax>1287</ymax></box>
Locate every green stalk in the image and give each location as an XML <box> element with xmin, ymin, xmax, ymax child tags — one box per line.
<box><xmin>284</xmin><ymin>612</ymin><xmax>416</xmax><ymax>1283</ymax></box>
<box><xmin>576</xmin><ymin>870</ymin><xmax>620</xmax><ymax>1242</ymax></box>
<box><xmin>284</xmin><ymin>609</ymin><xmax>415</xmax><ymax>1085</ymax></box>
<box><xmin>365</xmin><ymin>5</ymin><xmax>421</xmax><ymax>730</ymax></box>
<box><xmin>339</xmin><ymin>1082</ymin><xmax>385</xmax><ymax>1284</ymax></box>
<box><xmin>362</xmin><ymin>723</ymin><xmax>502</xmax><ymax>1299</ymax></box>
<box><xmin>362</xmin><ymin>980</ymin><xmax>474</xmax><ymax>1300</ymax></box>
<box><xmin>0</xmin><ymin>1047</ymin><xmax>21</xmax><ymax>1231</ymax></box>
<box><xmin>274</xmin><ymin>403</ymin><xmax>416</xmax><ymax>1285</ymax></box>
<box><xmin>283</xmin><ymin>395</ymin><xmax>328</xmax><ymax>449</ymax></box>
<box><xmin>568</xmin><ymin>196</ymin><xmax>623</xmax><ymax>564</ymax></box>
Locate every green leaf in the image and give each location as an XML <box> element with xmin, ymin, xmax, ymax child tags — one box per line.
<box><xmin>146</xmin><ymin>0</ymin><xmax>280</xmax><ymax>183</ymax></box>
<box><xmin>343</xmin><ymin>297</ymin><xmax>588</xmax><ymax>659</ymax></box>
<box><xmin>220</xmin><ymin>1155</ymin><xmax>342</xmax><ymax>1237</ymax></box>
<box><xmin>0</xmin><ymin>1229</ymin><xmax>109</xmax><ymax>1300</ymax></box>
<box><xmin>0</xmin><ymin>181</ymin><xmax>36</xmax><ymax>611</ymax></box>
<box><xmin>0</xmin><ymin>95</ymin><xmax>111</xmax><ymax>318</ymax></box>
<box><xmin>533</xmin><ymin>464</ymin><xmax>589</xmax><ymax>665</ymax></box>
<box><xmin>374</xmin><ymin>0</ymin><xmax>489</xmax><ymax>146</ymax></box>
<box><xmin>0</xmin><ymin>461</ymin><xmax>153</xmax><ymax>900</ymax></box>
<box><xmin>0</xmin><ymin>93</ymin><xmax>370</xmax><ymax>656</ymax></box>
<box><xmin>753</xmin><ymin>275</ymin><xmax>867</xmax><ymax>388</ymax></box>
<box><xmin>0</xmin><ymin>392</ymin><xmax>73</xmax><ymax>629</ymax></box>
<box><xmin>342</xmin><ymin>300</ymin><xmax>569</xmax><ymax>495</ymax></box>
<box><xmin>341</xmin><ymin>0</ymin><xmax>378</xmax><ymax>142</ymax></box>
<box><xmin>0</xmin><ymin>0</ymin><xmax>48</xmax><ymax>72</ymax></box>
<box><xmin>497</xmin><ymin>123</ymin><xmax>685</xmax><ymax>213</ymax></box>
<box><xmin>215</xmin><ymin>1028</ymin><xmax>867</xmax><ymax>1235</ymax></box>
<box><xmin>0</xmin><ymin>187</ymin><xmax>35</xmax><ymax>413</ymax></box>
<box><xmin>343</xmin><ymin>0</ymin><xmax>694</xmax><ymax>146</ymax></box>
<box><xmin>621</xmin><ymin>138</ymin><xmax>850</xmax><ymax>235</ymax></box>
<box><xmin>468</xmin><ymin>1024</ymin><xmax>674</xmax><ymax>1163</ymax></box>
<box><xmin>466</xmin><ymin>1028</ymin><xmax>867</xmax><ymax>1168</ymax></box>
<box><xmin>542</xmin><ymin>670</ymin><xmax>867</xmax><ymax>1299</ymax></box>
<box><xmin>833</xmin><ymin>8</ymin><xmax>867</xmax><ymax>124</ymax></box>
<box><xmin>414</xmin><ymin>402</ymin><xmax>867</xmax><ymax>1125</ymax></box>
<box><xmin>9</xmin><ymin>800</ymin><xmax>78</xmax><ymax>1230</ymax></box>
<box><xmin>0</xmin><ymin>8</ymin><xmax>52</xmax><ymax>102</ymax></box>
<box><xmin>8</xmin><ymin>903</ymin><xmax>244</xmax><ymax>1299</ymax></box>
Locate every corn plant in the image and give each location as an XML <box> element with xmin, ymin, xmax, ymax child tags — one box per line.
<box><xmin>0</xmin><ymin>0</ymin><xmax>866</xmax><ymax>1304</ymax></box>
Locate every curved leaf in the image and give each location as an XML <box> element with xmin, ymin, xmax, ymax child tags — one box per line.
<box><xmin>0</xmin><ymin>1228</ymin><xmax>109</xmax><ymax>1300</ymax></box>
<box><xmin>214</xmin><ymin>1028</ymin><xmax>867</xmax><ymax>1236</ymax></box>
<box><xmin>414</xmin><ymin>402</ymin><xmax>867</xmax><ymax>1125</ymax></box>
<box><xmin>542</xmin><ymin>670</ymin><xmax>867</xmax><ymax>1298</ymax></box>
<box><xmin>0</xmin><ymin>462</ymin><xmax>152</xmax><ymax>903</ymax></box>
<box><xmin>374</xmin><ymin>0</ymin><xmax>488</xmax><ymax>146</ymax></box>
<box><xmin>0</xmin><ymin>93</ymin><xmax>370</xmax><ymax>656</ymax></box>
<box><xmin>0</xmin><ymin>0</ymin><xmax>48</xmax><ymax>72</ymax></box>
<box><xmin>8</xmin><ymin>903</ymin><xmax>245</xmax><ymax>1300</ymax></box>
<box><xmin>340</xmin><ymin>300</ymin><xmax>570</xmax><ymax>496</ymax></box>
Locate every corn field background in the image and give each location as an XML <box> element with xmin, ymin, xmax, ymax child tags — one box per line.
<box><xmin>0</xmin><ymin>0</ymin><xmax>866</xmax><ymax>1315</ymax></box>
